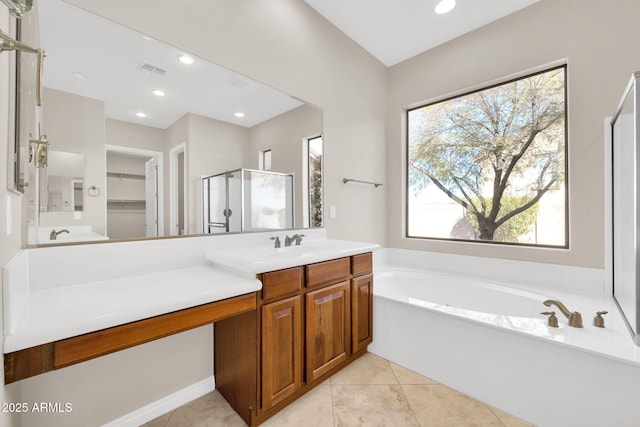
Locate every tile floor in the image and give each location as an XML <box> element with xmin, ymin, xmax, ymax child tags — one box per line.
<box><xmin>143</xmin><ymin>353</ymin><xmax>534</xmax><ymax>427</ymax></box>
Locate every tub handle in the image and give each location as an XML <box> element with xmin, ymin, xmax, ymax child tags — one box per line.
<box><xmin>541</xmin><ymin>311</ymin><xmax>559</xmax><ymax>328</ymax></box>
<box><xmin>593</xmin><ymin>311</ymin><xmax>608</xmax><ymax>328</ymax></box>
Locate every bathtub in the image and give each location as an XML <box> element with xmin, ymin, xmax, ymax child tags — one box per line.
<box><xmin>369</xmin><ymin>249</ymin><xmax>640</xmax><ymax>427</ymax></box>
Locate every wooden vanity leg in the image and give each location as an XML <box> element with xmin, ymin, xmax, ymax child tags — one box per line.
<box><xmin>214</xmin><ymin>309</ymin><xmax>258</xmax><ymax>426</ymax></box>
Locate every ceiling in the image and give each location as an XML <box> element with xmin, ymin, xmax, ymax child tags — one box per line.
<box><xmin>38</xmin><ymin>0</ymin><xmax>303</xmax><ymax>129</ymax></box>
<box><xmin>38</xmin><ymin>0</ymin><xmax>542</xmax><ymax>129</ymax></box>
<box><xmin>303</xmin><ymin>0</ymin><xmax>542</xmax><ymax>66</ymax></box>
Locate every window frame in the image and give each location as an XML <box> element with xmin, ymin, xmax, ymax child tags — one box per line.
<box><xmin>405</xmin><ymin>64</ymin><xmax>569</xmax><ymax>249</ymax></box>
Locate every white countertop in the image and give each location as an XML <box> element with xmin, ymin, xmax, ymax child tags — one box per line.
<box><xmin>4</xmin><ymin>265</ymin><xmax>262</xmax><ymax>353</ymax></box>
<box><xmin>205</xmin><ymin>238</ymin><xmax>380</xmax><ymax>275</ymax></box>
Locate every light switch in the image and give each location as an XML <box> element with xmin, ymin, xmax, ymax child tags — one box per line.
<box><xmin>330</xmin><ymin>205</ymin><xmax>336</xmax><ymax>219</ymax></box>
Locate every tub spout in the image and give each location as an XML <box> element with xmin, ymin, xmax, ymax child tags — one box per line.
<box><xmin>543</xmin><ymin>299</ymin><xmax>583</xmax><ymax>328</ymax></box>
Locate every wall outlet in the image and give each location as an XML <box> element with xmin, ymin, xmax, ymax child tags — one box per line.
<box><xmin>74</xmin><ymin>211</ymin><xmax>82</xmax><ymax>220</ymax></box>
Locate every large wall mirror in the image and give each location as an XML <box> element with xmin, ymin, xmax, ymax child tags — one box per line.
<box><xmin>22</xmin><ymin>0</ymin><xmax>323</xmax><ymax>245</ymax></box>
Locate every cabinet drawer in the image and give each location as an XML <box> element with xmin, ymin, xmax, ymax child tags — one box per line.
<box><xmin>351</xmin><ymin>253</ymin><xmax>372</xmax><ymax>276</ymax></box>
<box><xmin>306</xmin><ymin>257</ymin><xmax>350</xmax><ymax>288</ymax></box>
<box><xmin>261</xmin><ymin>267</ymin><xmax>303</xmax><ymax>300</ymax></box>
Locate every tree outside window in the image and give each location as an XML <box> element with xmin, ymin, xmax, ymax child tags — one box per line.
<box><xmin>308</xmin><ymin>136</ymin><xmax>323</xmax><ymax>228</ymax></box>
<box><xmin>407</xmin><ymin>65</ymin><xmax>567</xmax><ymax>247</ymax></box>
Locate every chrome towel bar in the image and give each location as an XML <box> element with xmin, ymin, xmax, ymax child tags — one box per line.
<box><xmin>343</xmin><ymin>178</ymin><xmax>383</xmax><ymax>188</ymax></box>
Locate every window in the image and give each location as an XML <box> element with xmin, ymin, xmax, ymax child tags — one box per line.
<box><xmin>260</xmin><ymin>149</ymin><xmax>272</xmax><ymax>171</ymax></box>
<box><xmin>407</xmin><ymin>65</ymin><xmax>567</xmax><ymax>247</ymax></box>
<box><xmin>307</xmin><ymin>136</ymin><xmax>323</xmax><ymax>227</ymax></box>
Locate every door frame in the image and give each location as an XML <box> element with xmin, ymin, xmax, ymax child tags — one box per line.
<box><xmin>105</xmin><ymin>144</ymin><xmax>164</xmax><ymax>236</ymax></box>
<box><xmin>169</xmin><ymin>143</ymin><xmax>187</xmax><ymax>235</ymax></box>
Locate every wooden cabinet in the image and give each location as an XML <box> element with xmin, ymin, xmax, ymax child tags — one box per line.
<box><xmin>305</xmin><ymin>281</ymin><xmax>350</xmax><ymax>382</ymax></box>
<box><xmin>351</xmin><ymin>274</ymin><xmax>373</xmax><ymax>353</ymax></box>
<box><xmin>215</xmin><ymin>252</ymin><xmax>373</xmax><ymax>426</ymax></box>
<box><xmin>261</xmin><ymin>295</ymin><xmax>302</xmax><ymax>410</ymax></box>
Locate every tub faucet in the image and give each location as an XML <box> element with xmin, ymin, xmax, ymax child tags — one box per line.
<box><xmin>543</xmin><ymin>299</ymin><xmax>583</xmax><ymax>328</ymax></box>
<box><xmin>284</xmin><ymin>234</ymin><xmax>304</xmax><ymax>246</ymax></box>
<box><xmin>49</xmin><ymin>229</ymin><xmax>70</xmax><ymax>240</ymax></box>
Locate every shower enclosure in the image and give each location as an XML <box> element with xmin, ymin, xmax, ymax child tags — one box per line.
<box><xmin>202</xmin><ymin>168</ymin><xmax>294</xmax><ymax>234</ymax></box>
<box><xmin>612</xmin><ymin>71</ymin><xmax>640</xmax><ymax>345</ymax></box>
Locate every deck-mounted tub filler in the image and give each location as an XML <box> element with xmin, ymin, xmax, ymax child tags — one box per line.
<box><xmin>369</xmin><ymin>248</ymin><xmax>640</xmax><ymax>427</ymax></box>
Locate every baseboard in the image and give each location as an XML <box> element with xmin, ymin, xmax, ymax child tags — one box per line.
<box><xmin>102</xmin><ymin>376</ymin><xmax>215</xmax><ymax>427</ymax></box>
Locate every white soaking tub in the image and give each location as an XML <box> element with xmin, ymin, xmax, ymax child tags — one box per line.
<box><xmin>369</xmin><ymin>249</ymin><xmax>640</xmax><ymax>427</ymax></box>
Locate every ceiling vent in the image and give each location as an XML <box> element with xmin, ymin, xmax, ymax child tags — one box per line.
<box><xmin>227</xmin><ymin>75</ymin><xmax>250</xmax><ymax>88</ymax></box>
<box><xmin>140</xmin><ymin>62</ymin><xmax>166</xmax><ymax>76</ymax></box>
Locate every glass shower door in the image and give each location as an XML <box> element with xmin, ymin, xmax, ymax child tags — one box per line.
<box><xmin>203</xmin><ymin>173</ymin><xmax>229</xmax><ymax>233</ymax></box>
<box><xmin>242</xmin><ymin>169</ymin><xmax>293</xmax><ymax>231</ymax></box>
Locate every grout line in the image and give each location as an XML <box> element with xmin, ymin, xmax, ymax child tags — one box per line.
<box><xmin>398</xmin><ymin>384</ymin><xmax>422</xmax><ymax>427</ymax></box>
<box><xmin>487</xmin><ymin>406</ymin><xmax>508</xmax><ymax>427</ymax></box>
<box><xmin>161</xmin><ymin>409</ymin><xmax>175</xmax><ymax>427</ymax></box>
<box><xmin>388</xmin><ymin>359</ymin><xmax>402</xmax><ymax>384</ymax></box>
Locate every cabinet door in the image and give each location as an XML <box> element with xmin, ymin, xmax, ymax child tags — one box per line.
<box><xmin>261</xmin><ymin>295</ymin><xmax>302</xmax><ymax>410</ymax></box>
<box><xmin>305</xmin><ymin>281</ymin><xmax>350</xmax><ymax>382</ymax></box>
<box><xmin>351</xmin><ymin>274</ymin><xmax>373</xmax><ymax>353</ymax></box>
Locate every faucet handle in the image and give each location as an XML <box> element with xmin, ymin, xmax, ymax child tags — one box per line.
<box><xmin>593</xmin><ymin>311</ymin><xmax>608</xmax><ymax>328</ymax></box>
<box><xmin>540</xmin><ymin>311</ymin><xmax>559</xmax><ymax>328</ymax></box>
<box><xmin>270</xmin><ymin>236</ymin><xmax>281</xmax><ymax>248</ymax></box>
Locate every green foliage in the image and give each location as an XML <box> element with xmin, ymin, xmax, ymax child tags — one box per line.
<box><xmin>465</xmin><ymin>196</ymin><xmax>539</xmax><ymax>242</ymax></box>
<box><xmin>309</xmin><ymin>143</ymin><xmax>323</xmax><ymax>228</ymax></box>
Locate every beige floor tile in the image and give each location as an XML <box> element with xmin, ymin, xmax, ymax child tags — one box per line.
<box><xmin>490</xmin><ymin>406</ymin><xmax>535</xmax><ymax>427</ymax></box>
<box><xmin>390</xmin><ymin>362</ymin><xmax>439</xmax><ymax>385</ymax></box>
<box><xmin>142</xmin><ymin>410</ymin><xmax>173</xmax><ymax>427</ymax></box>
<box><xmin>163</xmin><ymin>392</ymin><xmax>246</xmax><ymax>427</ymax></box>
<box><xmin>262</xmin><ymin>385</ymin><xmax>334</xmax><ymax>427</ymax></box>
<box><xmin>402</xmin><ymin>384</ymin><xmax>503</xmax><ymax>427</ymax></box>
<box><xmin>330</xmin><ymin>352</ymin><xmax>398</xmax><ymax>385</ymax></box>
<box><xmin>332</xmin><ymin>384</ymin><xmax>419</xmax><ymax>427</ymax></box>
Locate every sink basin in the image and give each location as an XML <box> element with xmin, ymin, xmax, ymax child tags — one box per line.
<box><xmin>205</xmin><ymin>239</ymin><xmax>379</xmax><ymax>275</ymax></box>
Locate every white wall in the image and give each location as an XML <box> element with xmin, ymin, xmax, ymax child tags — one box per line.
<box><xmin>386</xmin><ymin>0</ymin><xmax>640</xmax><ymax>269</ymax></box>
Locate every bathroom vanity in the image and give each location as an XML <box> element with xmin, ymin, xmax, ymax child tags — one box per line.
<box><xmin>213</xmin><ymin>252</ymin><xmax>373</xmax><ymax>426</ymax></box>
<box><xmin>2</xmin><ymin>233</ymin><xmax>376</xmax><ymax>425</ymax></box>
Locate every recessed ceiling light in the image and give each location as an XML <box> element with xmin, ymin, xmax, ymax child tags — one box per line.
<box><xmin>152</xmin><ymin>89</ymin><xmax>166</xmax><ymax>97</ymax></box>
<box><xmin>136</xmin><ymin>112</ymin><xmax>147</xmax><ymax>118</ymax></box>
<box><xmin>142</xmin><ymin>35</ymin><xmax>152</xmax><ymax>41</ymax></box>
<box><xmin>72</xmin><ymin>71</ymin><xmax>88</xmax><ymax>80</ymax></box>
<box><xmin>177</xmin><ymin>54</ymin><xmax>195</xmax><ymax>65</ymax></box>
<box><xmin>234</xmin><ymin>112</ymin><xmax>245</xmax><ymax>118</ymax></box>
<box><xmin>435</xmin><ymin>0</ymin><xmax>456</xmax><ymax>14</ymax></box>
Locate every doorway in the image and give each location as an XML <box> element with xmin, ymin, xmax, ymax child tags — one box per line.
<box><xmin>105</xmin><ymin>145</ymin><xmax>164</xmax><ymax>239</ymax></box>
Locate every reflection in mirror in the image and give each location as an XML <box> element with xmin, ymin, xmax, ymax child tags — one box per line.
<box><xmin>24</xmin><ymin>0</ymin><xmax>323</xmax><ymax>245</ymax></box>
<box><xmin>43</xmin><ymin>150</ymin><xmax>84</xmax><ymax>212</ymax></box>
<box><xmin>203</xmin><ymin>169</ymin><xmax>294</xmax><ymax>233</ymax></box>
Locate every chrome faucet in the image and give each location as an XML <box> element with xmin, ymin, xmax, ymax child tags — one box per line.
<box><xmin>49</xmin><ymin>229</ymin><xmax>70</xmax><ymax>240</ymax></box>
<box><xmin>543</xmin><ymin>299</ymin><xmax>583</xmax><ymax>328</ymax></box>
<box><xmin>284</xmin><ymin>234</ymin><xmax>304</xmax><ymax>247</ymax></box>
<box><xmin>270</xmin><ymin>236</ymin><xmax>281</xmax><ymax>248</ymax></box>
